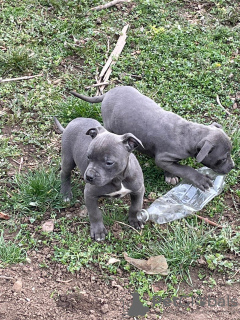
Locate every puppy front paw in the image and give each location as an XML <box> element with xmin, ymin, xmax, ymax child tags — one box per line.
<box><xmin>129</xmin><ymin>217</ymin><xmax>145</xmax><ymax>230</ymax></box>
<box><xmin>90</xmin><ymin>223</ymin><xmax>108</xmax><ymax>241</ymax></box>
<box><xmin>61</xmin><ymin>190</ymin><xmax>73</xmax><ymax>202</ymax></box>
<box><xmin>196</xmin><ymin>174</ymin><xmax>213</xmax><ymax>191</ymax></box>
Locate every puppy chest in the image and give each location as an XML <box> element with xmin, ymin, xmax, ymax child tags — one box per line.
<box><xmin>105</xmin><ymin>183</ymin><xmax>132</xmax><ymax>198</ymax></box>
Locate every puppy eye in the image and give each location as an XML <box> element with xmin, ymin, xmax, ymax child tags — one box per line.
<box><xmin>216</xmin><ymin>158</ymin><xmax>226</xmax><ymax>166</ymax></box>
<box><xmin>106</xmin><ymin>161</ymin><xmax>114</xmax><ymax>166</ymax></box>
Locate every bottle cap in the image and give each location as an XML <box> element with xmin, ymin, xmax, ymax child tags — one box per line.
<box><xmin>137</xmin><ymin>209</ymin><xmax>149</xmax><ymax>222</ymax></box>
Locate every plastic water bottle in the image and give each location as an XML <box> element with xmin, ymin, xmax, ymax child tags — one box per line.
<box><xmin>137</xmin><ymin>167</ymin><xmax>226</xmax><ymax>224</ymax></box>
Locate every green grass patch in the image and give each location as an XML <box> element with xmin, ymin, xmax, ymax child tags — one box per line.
<box><xmin>0</xmin><ymin>231</ymin><xmax>27</xmax><ymax>266</ymax></box>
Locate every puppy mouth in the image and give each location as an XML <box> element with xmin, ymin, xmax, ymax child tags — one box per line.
<box><xmin>212</xmin><ymin>166</ymin><xmax>233</xmax><ymax>175</ymax></box>
<box><xmin>84</xmin><ymin>176</ymin><xmax>109</xmax><ymax>187</ymax></box>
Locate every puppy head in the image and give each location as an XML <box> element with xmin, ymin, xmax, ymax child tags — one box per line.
<box><xmin>196</xmin><ymin>126</ymin><xmax>234</xmax><ymax>174</ymax></box>
<box><xmin>84</xmin><ymin>127</ymin><xmax>143</xmax><ymax>186</ymax></box>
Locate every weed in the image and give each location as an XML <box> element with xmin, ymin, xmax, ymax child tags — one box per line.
<box><xmin>145</xmin><ymin>220</ymin><xmax>214</xmax><ymax>282</ymax></box>
<box><xmin>0</xmin><ymin>47</ymin><xmax>37</xmax><ymax>76</ymax></box>
<box><xmin>10</xmin><ymin>167</ymin><xmax>64</xmax><ymax>215</ymax></box>
<box><xmin>0</xmin><ymin>231</ymin><xmax>27</xmax><ymax>265</ymax></box>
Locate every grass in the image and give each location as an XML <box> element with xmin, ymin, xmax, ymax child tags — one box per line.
<box><xmin>0</xmin><ymin>231</ymin><xmax>27</xmax><ymax>266</ymax></box>
<box><xmin>0</xmin><ymin>0</ymin><xmax>239</xmax><ymax>305</ymax></box>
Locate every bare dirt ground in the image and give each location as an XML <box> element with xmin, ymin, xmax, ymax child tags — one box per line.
<box><xmin>1</xmin><ymin>248</ymin><xmax>240</xmax><ymax>320</ymax></box>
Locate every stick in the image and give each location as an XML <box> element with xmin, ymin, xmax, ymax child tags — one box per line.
<box><xmin>195</xmin><ymin>214</ymin><xmax>223</xmax><ymax>228</ymax></box>
<box><xmin>0</xmin><ymin>275</ymin><xmax>14</xmax><ymax>280</ymax></box>
<box><xmin>0</xmin><ymin>73</ymin><xmax>43</xmax><ymax>83</ymax></box>
<box><xmin>216</xmin><ymin>95</ymin><xmax>232</xmax><ymax>116</ymax></box>
<box><xmin>56</xmin><ymin>278</ymin><xmax>73</xmax><ymax>283</ymax></box>
<box><xmin>85</xmin><ymin>82</ymin><xmax>109</xmax><ymax>89</ymax></box>
<box><xmin>230</xmin><ymin>269</ymin><xmax>240</xmax><ymax>279</ymax></box>
<box><xmin>90</xmin><ymin>0</ymin><xmax>131</xmax><ymax>11</ymax></box>
<box><xmin>18</xmin><ymin>157</ymin><xmax>23</xmax><ymax>173</ymax></box>
<box><xmin>97</xmin><ymin>24</ymin><xmax>129</xmax><ymax>94</ymax></box>
<box><xmin>115</xmin><ymin>221</ymin><xmax>141</xmax><ymax>235</ymax></box>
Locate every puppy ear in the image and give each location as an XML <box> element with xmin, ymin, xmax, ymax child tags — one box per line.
<box><xmin>196</xmin><ymin>140</ymin><xmax>214</xmax><ymax>163</ymax></box>
<box><xmin>210</xmin><ymin>122</ymin><xmax>222</xmax><ymax>129</ymax></box>
<box><xmin>86</xmin><ymin>126</ymin><xmax>106</xmax><ymax>139</ymax></box>
<box><xmin>122</xmin><ymin>133</ymin><xmax>144</xmax><ymax>152</ymax></box>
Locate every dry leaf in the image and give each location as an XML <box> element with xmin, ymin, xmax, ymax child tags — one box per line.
<box><xmin>42</xmin><ymin>219</ymin><xmax>54</xmax><ymax>232</ymax></box>
<box><xmin>123</xmin><ymin>252</ymin><xmax>168</xmax><ymax>275</ymax></box>
<box><xmin>107</xmin><ymin>257</ymin><xmax>120</xmax><ymax>265</ymax></box>
<box><xmin>0</xmin><ymin>212</ymin><xmax>10</xmax><ymax>220</ymax></box>
<box><xmin>12</xmin><ymin>278</ymin><xmax>22</xmax><ymax>293</ymax></box>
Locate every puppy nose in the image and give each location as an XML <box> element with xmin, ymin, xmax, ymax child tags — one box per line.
<box><xmin>86</xmin><ymin>171</ymin><xmax>95</xmax><ymax>182</ymax></box>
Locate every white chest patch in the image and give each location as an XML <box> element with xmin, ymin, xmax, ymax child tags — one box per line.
<box><xmin>105</xmin><ymin>183</ymin><xmax>132</xmax><ymax>198</ymax></box>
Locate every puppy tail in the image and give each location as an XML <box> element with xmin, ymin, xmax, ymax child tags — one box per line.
<box><xmin>70</xmin><ymin>90</ymin><xmax>105</xmax><ymax>103</ymax></box>
<box><xmin>53</xmin><ymin>116</ymin><xmax>65</xmax><ymax>133</ymax></box>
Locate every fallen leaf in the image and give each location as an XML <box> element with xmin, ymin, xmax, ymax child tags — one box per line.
<box><xmin>107</xmin><ymin>257</ymin><xmax>121</xmax><ymax>265</ymax></box>
<box><xmin>42</xmin><ymin>219</ymin><xmax>54</xmax><ymax>232</ymax></box>
<box><xmin>123</xmin><ymin>252</ymin><xmax>168</xmax><ymax>275</ymax></box>
<box><xmin>0</xmin><ymin>212</ymin><xmax>10</xmax><ymax>220</ymax></box>
<box><xmin>12</xmin><ymin>278</ymin><xmax>22</xmax><ymax>293</ymax></box>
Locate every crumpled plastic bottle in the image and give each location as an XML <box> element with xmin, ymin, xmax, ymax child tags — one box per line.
<box><xmin>137</xmin><ymin>167</ymin><xmax>226</xmax><ymax>224</ymax></box>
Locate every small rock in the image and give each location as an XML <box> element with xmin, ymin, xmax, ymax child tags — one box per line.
<box><xmin>197</xmin><ymin>257</ymin><xmax>206</xmax><ymax>265</ymax></box>
<box><xmin>233</xmin><ymin>102</ymin><xmax>238</xmax><ymax>109</ymax></box>
<box><xmin>39</xmin><ymin>278</ymin><xmax>45</xmax><ymax>284</ymax></box>
<box><xmin>42</xmin><ymin>219</ymin><xmax>54</xmax><ymax>232</ymax></box>
<box><xmin>77</xmin><ymin>205</ymin><xmax>88</xmax><ymax>218</ymax></box>
<box><xmin>26</xmin><ymin>257</ymin><xmax>32</xmax><ymax>264</ymax></box>
<box><xmin>12</xmin><ymin>278</ymin><xmax>22</xmax><ymax>293</ymax></box>
<box><xmin>101</xmin><ymin>304</ymin><xmax>109</xmax><ymax>314</ymax></box>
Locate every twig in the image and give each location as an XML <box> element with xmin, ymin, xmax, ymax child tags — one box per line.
<box><xmin>216</xmin><ymin>95</ymin><xmax>232</xmax><ymax>116</ymax></box>
<box><xmin>231</xmin><ymin>193</ymin><xmax>239</xmax><ymax>213</ymax></box>
<box><xmin>115</xmin><ymin>221</ymin><xmax>141</xmax><ymax>235</ymax></box>
<box><xmin>18</xmin><ymin>157</ymin><xmax>23</xmax><ymax>173</ymax></box>
<box><xmin>97</xmin><ymin>24</ymin><xmax>129</xmax><ymax>94</ymax></box>
<box><xmin>0</xmin><ymin>275</ymin><xmax>14</xmax><ymax>280</ymax></box>
<box><xmin>85</xmin><ymin>82</ymin><xmax>109</xmax><ymax>89</ymax></box>
<box><xmin>0</xmin><ymin>73</ymin><xmax>43</xmax><ymax>83</ymax></box>
<box><xmin>56</xmin><ymin>278</ymin><xmax>73</xmax><ymax>283</ymax></box>
<box><xmin>230</xmin><ymin>269</ymin><xmax>240</xmax><ymax>279</ymax></box>
<box><xmin>90</xmin><ymin>0</ymin><xmax>131</xmax><ymax>11</ymax></box>
<box><xmin>195</xmin><ymin>214</ymin><xmax>223</xmax><ymax>228</ymax></box>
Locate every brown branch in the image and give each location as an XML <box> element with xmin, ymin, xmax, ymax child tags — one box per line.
<box><xmin>85</xmin><ymin>82</ymin><xmax>109</xmax><ymax>89</ymax></box>
<box><xmin>216</xmin><ymin>95</ymin><xmax>232</xmax><ymax>116</ymax></box>
<box><xmin>56</xmin><ymin>278</ymin><xmax>73</xmax><ymax>283</ymax></box>
<box><xmin>90</xmin><ymin>0</ymin><xmax>131</xmax><ymax>11</ymax></box>
<box><xmin>0</xmin><ymin>275</ymin><xmax>14</xmax><ymax>280</ymax></box>
<box><xmin>195</xmin><ymin>214</ymin><xmax>223</xmax><ymax>228</ymax></box>
<box><xmin>97</xmin><ymin>24</ymin><xmax>129</xmax><ymax>94</ymax></box>
<box><xmin>115</xmin><ymin>220</ymin><xmax>142</xmax><ymax>235</ymax></box>
<box><xmin>0</xmin><ymin>73</ymin><xmax>43</xmax><ymax>83</ymax></box>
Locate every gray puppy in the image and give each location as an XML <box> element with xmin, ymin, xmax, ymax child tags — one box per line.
<box><xmin>54</xmin><ymin>117</ymin><xmax>145</xmax><ymax>241</ymax></box>
<box><xmin>71</xmin><ymin>86</ymin><xmax>234</xmax><ymax>191</ymax></box>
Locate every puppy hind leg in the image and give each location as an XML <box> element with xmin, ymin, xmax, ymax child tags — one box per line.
<box><xmin>60</xmin><ymin>157</ymin><xmax>76</xmax><ymax>201</ymax></box>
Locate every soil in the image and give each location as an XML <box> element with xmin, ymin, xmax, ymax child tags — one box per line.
<box><xmin>0</xmin><ymin>254</ymin><xmax>240</xmax><ymax>320</ymax></box>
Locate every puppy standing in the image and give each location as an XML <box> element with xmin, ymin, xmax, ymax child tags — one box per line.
<box><xmin>54</xmin><ymin>117</ymin><xmax>145</xmax><ymax>241</ymax></box>
<box><xmin>71</xmin><ymin>86</ymin><xmax>234</xmax><ymax>191</ymax></box>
